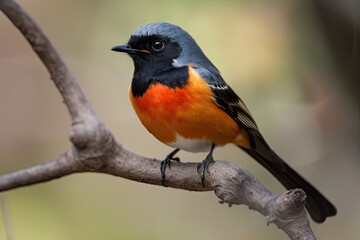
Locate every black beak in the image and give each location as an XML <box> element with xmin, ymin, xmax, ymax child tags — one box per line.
<box><xmin>111</xmin><ymin>44</ymin><xmax>149</xmax><ymax>54</ymax></box>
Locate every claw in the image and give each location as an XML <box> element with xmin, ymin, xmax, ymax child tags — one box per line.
<box><xmin>197</xmin><ymin>155</ymin><xmax>214</xmax><ymax>187</ymax></box>
<box><xmin>197</xmin><ymin>144</ymin><xmax>216</xmax><ymax>187</ymax></box>
<box><xmin>160</xmin><ymin>148</ymin><xmax>180</xmax><ymax>186</ymax></box>
<box><xmin>160</xmin><ymin>160</ymin><xmax>168</xmax><ymax>185</ymax></box>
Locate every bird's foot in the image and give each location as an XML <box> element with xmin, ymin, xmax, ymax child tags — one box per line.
<box><xmin>160</xmin><ymin>149</ymin><xmax>180</xmax><ymax>186</ymax></box>
<box><xmin>197</xmin><ymin>152</ymin><xmax>215</xmax><ymax>187</ymax></box>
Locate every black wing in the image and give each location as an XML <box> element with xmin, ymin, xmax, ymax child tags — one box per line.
<box><xmin>209</xmin><ymin>82</ymin><xmax>261</xmax><ymax>145</ymax></box>
<box><xmin>194</xmin><ymin>67</ymin><xmax>336</xmax><ymax>222</ymax></box>
<box><xmin>193</xmin><ymin>66</ymin><xmax>262</xmax><ymax>143</ymax></box>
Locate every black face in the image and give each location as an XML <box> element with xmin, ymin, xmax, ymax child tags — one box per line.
<box><xmin>112</xmin><ymin>34</ymin><xmax>189</xmax><ymax>97</ymax></box>
<box><xmin>122</xmin><ymin>35</ymin><xmax>182</xmax><ymax>65</ymax></box>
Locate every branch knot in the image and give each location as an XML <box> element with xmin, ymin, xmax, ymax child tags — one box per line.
<box><xmin>69</xmin><ymin>119</ymin><xmax>116</xmax><ymax>171</ymax></box>
<box><xmin>210</xmin><ymin>161</ymin><xmax>257</xmax><ymax>206</ymax></box>
<box><xmin>265</xmin><ymin>189</ymin><xmax>307</xmax><ymax>226</ymax></box>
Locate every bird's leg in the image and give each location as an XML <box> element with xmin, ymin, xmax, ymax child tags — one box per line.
<box><xmin>160</xmin><ymin>148</ymin><xmax>180</xmax><ymax>186</ymax></box>
<box><xmin>197</xmin><ymin>144</ymin><xmax>216</xmax><ymax>187</ymax></box>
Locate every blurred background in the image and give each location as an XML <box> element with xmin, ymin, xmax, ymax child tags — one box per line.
<box><xmin>0</xmin><ymin>0</ymin><xmax>359</xmax><ymax>239</ymax></box>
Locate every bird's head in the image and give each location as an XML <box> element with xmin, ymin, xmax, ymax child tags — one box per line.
<box><xmin>112</xmin><ymin>22</ymin><xmax>217</xmax><ymax>72</ymax></box>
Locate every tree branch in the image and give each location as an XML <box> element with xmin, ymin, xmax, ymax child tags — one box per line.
<box><xmin>0</xmin><ymin>0</ymin><xmax>316</xmax><ymax>239</ymax></box>
<box><xmin>0</xmin><ymin>0</ymin><xmax>93</xmax><ymax>122</ymax></box>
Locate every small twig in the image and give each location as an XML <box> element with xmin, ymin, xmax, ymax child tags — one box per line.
<box><xmin>1</xmin><ymin>194</ymin><xmax>15</xmax><ymax>240</ymax></box>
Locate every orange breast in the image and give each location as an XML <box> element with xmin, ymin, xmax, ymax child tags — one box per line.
<box><xmin>129</xmin><ymin>67</ymin><xmax>250</xmax><ymax>147</ymax></box>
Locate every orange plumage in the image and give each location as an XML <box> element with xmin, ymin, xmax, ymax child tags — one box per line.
<box><xmin>130</xmin><ymin>66</ymin><xmax>251</xmax><ymax>148</ymax></box>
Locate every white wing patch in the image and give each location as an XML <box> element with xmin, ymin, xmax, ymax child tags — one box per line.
<box><xmin>209</xmin><ymin>84</ymin><xmax>229</xmax><ymax>90</ymax></box>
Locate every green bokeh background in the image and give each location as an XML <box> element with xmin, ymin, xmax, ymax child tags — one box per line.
<box><xmin>0</xmin><ymin>0</ymin><xmax>359</xmax><ymax>239</ymax></box>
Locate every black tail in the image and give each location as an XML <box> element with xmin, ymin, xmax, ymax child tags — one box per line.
<box><xmin>238</xmin><ymin>143</ymin><xmax>337</xmax><ymax>223</ymax></box>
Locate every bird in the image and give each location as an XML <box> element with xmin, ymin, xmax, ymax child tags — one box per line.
<box><xmin>111</xmin><ymin>22</ymin><xmax>336</xmax><ymax>223</ymax></box>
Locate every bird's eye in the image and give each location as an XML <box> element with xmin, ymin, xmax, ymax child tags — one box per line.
<box><xmin>151</xmin><ymin>40</ymin><xmax>165</xmax><ymax>51</ymax></box>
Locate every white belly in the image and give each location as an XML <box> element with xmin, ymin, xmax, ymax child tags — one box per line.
<box><xmin>166</xmin><ymin>134</ymin><xmax>213</xmax><ymax>153</ymax></box>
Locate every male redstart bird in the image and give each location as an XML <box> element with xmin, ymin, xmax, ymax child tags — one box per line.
<box><xmin>111</xmin><ymin>22</ymin><xmax>336</xmax><ymax>222</ymax></box>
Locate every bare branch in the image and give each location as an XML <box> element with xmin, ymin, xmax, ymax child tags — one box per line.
<box><xmin>0</xmin><ymin>0</ymin><xmax>94</xmax><ymax>123</ymax></box>
<box><xmin>0</xmin><ymin>147</ymin><xmax>315</xmax><ymax>239</ymax></box>
<box><xmin>0</xmin><ymin>151</ymin><xmax>80</xmax><ymax>191</ymax></box>
<box><xmin>0</xmin><ymin>0</ymin><xmax>317</xmax><ymax>239</ymax></box>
